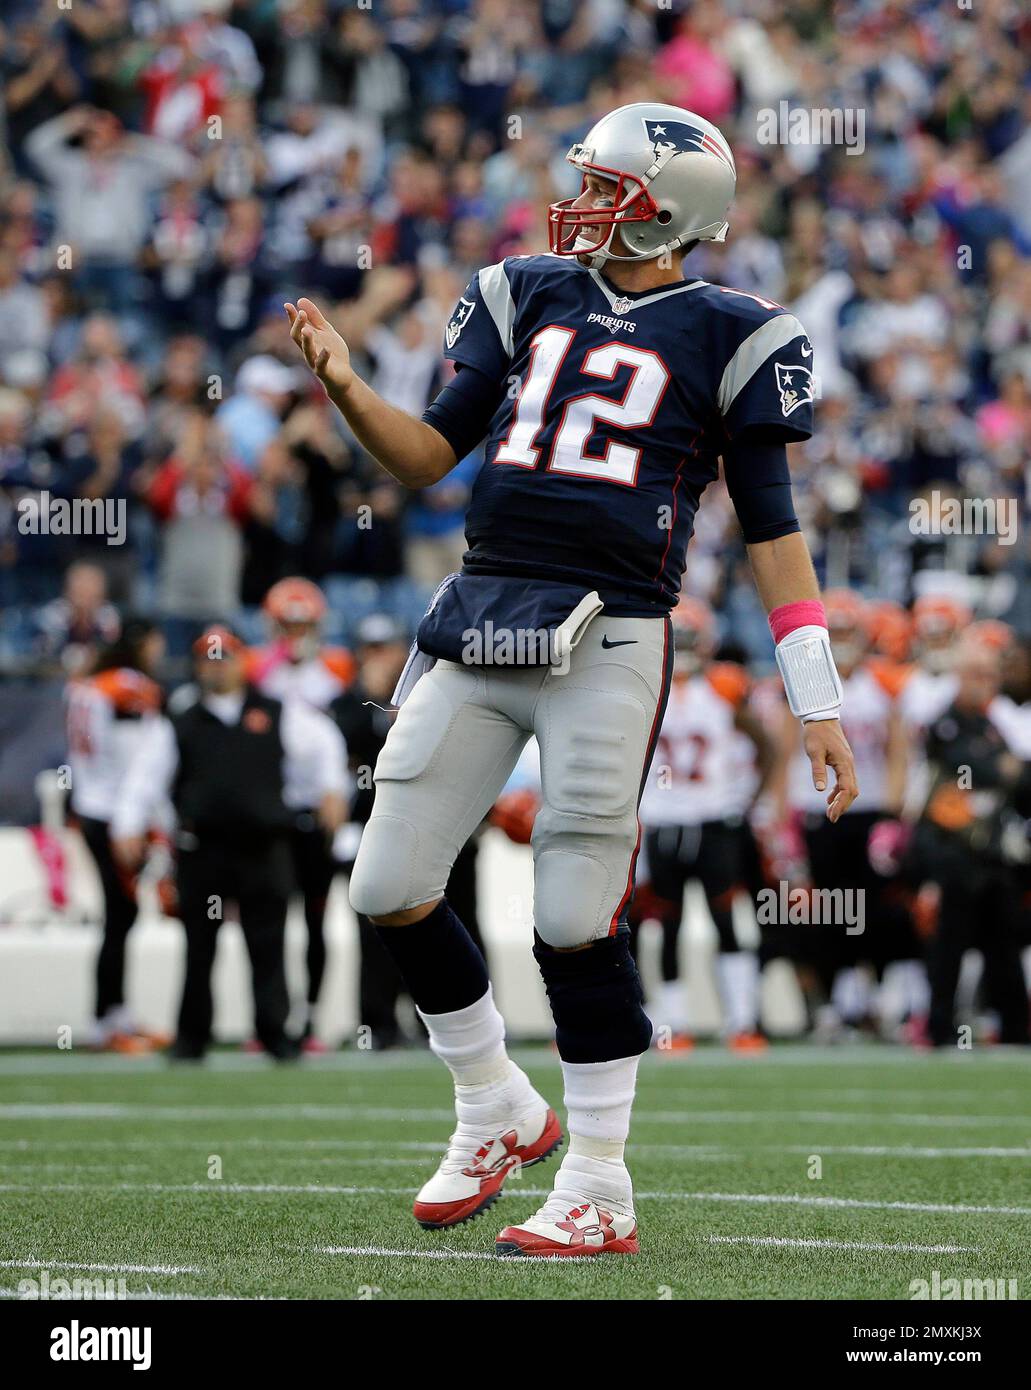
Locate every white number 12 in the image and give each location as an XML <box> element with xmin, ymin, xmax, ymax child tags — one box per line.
<box><xmin>495</xmin><ymin>326</ymin><xmax>670</xmax><ymax>487</ymax></box>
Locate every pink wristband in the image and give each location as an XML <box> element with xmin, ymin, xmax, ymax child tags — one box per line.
<box><xmin>768</xmin><ymin>600</ymin><xmax>827</xmax><ymax>645</ymax></box>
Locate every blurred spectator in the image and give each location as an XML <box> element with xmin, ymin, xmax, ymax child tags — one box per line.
<box><xmin>216</xmin><ymin>354</ymin><xmax>298</xmax><ymax>472</ymax></box>
<box><xmin>26</xmin><ymin>104</ymin><xmax>194</xmax><ymax>310</ymax></box>
<box><xmin>34</xmin><ymin>560</ymin><xmax>120</xmax><ymax>675</ymax></box>
<box><xmin>146</xmin><ymin>411</ymin><xmax>254</xmax><ymax>643</ymax></box>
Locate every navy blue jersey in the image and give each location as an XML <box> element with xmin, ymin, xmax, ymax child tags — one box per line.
<box><xmin>442</xmin><ymin>254</ymin><xmax>814</xmax><ymax>616</ymax></box>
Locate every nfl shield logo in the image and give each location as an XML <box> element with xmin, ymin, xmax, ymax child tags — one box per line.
<box><xmin>611</xmin><ymin>296</ymin><xmax>633</xmax><ymax>315</ymax></box>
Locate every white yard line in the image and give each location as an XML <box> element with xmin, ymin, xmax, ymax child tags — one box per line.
<box><xmin>632</xmin><ymin>1143</ymin><xmax>1031</xmax><ymax>1159</ymax></box>
<box><xmin>6</xmin><ymin>1044</ymin><xmax>1028</xmax><ymax>1074</ymax></box>
<box><xmin>1</xmin><ymin>1102</ymin><xmax>1025</xmax><ymax>1127</ymax></box>
<box><xmin>2</xmin><ymin>1137</ymin><xmax>1024</xmax><ymax>1159</ymax></box>
<box><xmin>633</xmin><ymin>1190</ymin><xmax>1031</xmax><ymax>1216</ymax></box>
<box><xmin>707</xmin><ymin>1236</ymin><xmax>978</xmax><ymax>1254</ymax></box>
<box><xmin>315</xmin><ymin>1245</ymin><xmax>569</xmax><ymax>1263</ymax></box>
<box><xmin>3</xmin><ymin>1180</ymin><xmax>1026</xmax><ymax>1217</ymax></box>
<box><xmin>0</xmin><ymin>1137</ymin><xmax>445</xmax><ymax>1151</ymax></box>
<box><xmin>0</xmin><ymin>1258</ymin><xmax>201</xmax><ymax>1275</ymax></box>
<box><xmin>0</xmin><ymin>1287</ymin><xmax>263</xmax><ymax>1301</ymax></box>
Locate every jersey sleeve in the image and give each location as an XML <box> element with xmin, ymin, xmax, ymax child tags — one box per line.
<box><xmin>709</xmin><ymin>291</ymin><xmax>815</xmax><ymax>443</ymax></box>
<box><xmin>442</xmin><ymin>260</ymin><xmax>516</xmax><ymax>384</ymax></box>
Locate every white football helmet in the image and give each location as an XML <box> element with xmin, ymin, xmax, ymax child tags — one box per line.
<box><xmin>548</xmin><ymin>102</ymin><xmax>736</xmax><ymax>268</ymax></box>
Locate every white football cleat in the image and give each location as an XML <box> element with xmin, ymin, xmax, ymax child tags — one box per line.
<box><xmin>413</xmin><ymin>1107</ymin><xmax>562</xmax><ymax>1229</ymax></box>
<box><xmin>495</xmin><ymin>1197</ymin><xmax>639</xmax><ymax>1257</ymax></box>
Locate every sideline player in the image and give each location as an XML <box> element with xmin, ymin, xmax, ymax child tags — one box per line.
<box><xmin>248</xmin><ymin>577</ymin><xmax>355</xmax><ymax>1047</ymax></box>
<box><xmin>286</xmin><ymin>102</ymin><xmax>858</xmax><ymax>1257</ymax></box>
<box><xmin>636</xmin><ymin>597</ymin><xmax>774</xmax><ymax>1050</ymax></box>
<box><xmin>66</xmin><ymin>618</ymin><xmax>169</xmax><ymax>1052</ymax></box>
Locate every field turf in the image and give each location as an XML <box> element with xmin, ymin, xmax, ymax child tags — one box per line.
<box><xmin>0</xmin><ymin>1045</ymin><xmax>1028</xmax><ymax>1301</ymax></box>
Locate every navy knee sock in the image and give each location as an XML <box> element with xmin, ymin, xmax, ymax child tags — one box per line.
<box><xmin>374</xmin><ymin>899</ymin><xmax>489</xmax><ymax>1015</ymax></box>
<box><xmin>533</xmin><ymin>930</ymin><xmax>653</xmax><ymax>1063</ymax></box>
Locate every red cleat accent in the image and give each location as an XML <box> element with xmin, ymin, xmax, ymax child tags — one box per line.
<box><xmin>495</xmin><ymin>1202</ymin><xmax>639</xmax><ymax>1257</ymax></box>
<box><xmin>414</xmin><ymin>1108</ymin><xmax>563</xmax><ymax>1230</ymax></box>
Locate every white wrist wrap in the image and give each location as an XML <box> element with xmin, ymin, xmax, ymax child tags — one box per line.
<box><xmin>775</xmin><ymin>624</ymin><xmax>843</xmax><ymax>723</ymax></box>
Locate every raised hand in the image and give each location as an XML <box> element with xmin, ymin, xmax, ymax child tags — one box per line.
<box><xmin>284</xmin><ymin>297</ymin><xmax>354</xmax><ymax>397</ymax></box>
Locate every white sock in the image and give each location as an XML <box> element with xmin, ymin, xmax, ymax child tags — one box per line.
<box><xmin>551</xmin><ymin>1137</ymin><xmax>635</xmax><ymax>1218</ymax></box>
<box><xmin>418</xmin><ymin>987</ymin><xmax>542</xmax><ymax>1131</ymax></box>
<box><xmin>832</xmin><ymin>965</ymin><xmax>872</xmax><ymax>1024</ymax></box>
<box><xmin>549</xmin><ymin>1054</ymin><xmax>639</xmax><ymax>1215</ymax></box>
<box><xmin>654</xmin><ymin>979</ymin><xmax>690</xmax><ymax>1034</ymax></box>
<box><xmin>716</xmin><ymin>951</ymin><xmax>759</xmax><ymax>1034</ymax></box>
<box><xmin>561</xmin><ymin>1055</ymin><xmax>640</xmax><ymax>1144</ymax></box>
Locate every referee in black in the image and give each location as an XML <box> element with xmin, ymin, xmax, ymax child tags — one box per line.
<box><xmin>113</xmin><ymin>625</ymin><xmax>348</xmax><ymax>1059</ymax></box>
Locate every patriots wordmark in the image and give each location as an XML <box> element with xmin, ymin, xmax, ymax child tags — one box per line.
<box><xmin>586</xmin><ymin>311</ymin><xmax>637</xmax><ymax>335</ymax></box>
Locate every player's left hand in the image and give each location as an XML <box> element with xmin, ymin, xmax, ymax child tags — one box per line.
<box><xmin>803</xmin><ymin>719</ymin><xmax>859</xmax><ymax>823</ymax></box>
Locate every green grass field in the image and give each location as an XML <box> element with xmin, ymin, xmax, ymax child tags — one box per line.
<box><xmin>1</xmin><ymin>1045</ymin><xmax>1028</xmax><ymax>1301</ymax></box>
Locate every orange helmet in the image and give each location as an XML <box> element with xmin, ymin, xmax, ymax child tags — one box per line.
<box><xmin>866</xmin><ymin>600</ymin><xmax>912</xmax><ymax>663</ymax></box>
<box><xmin>964</xmin><ymin>619</ymin><xmax>1013</xmax><ymax>653</ymax></box>
<box><xmin>823</xmin><ymin>589</ymin><xmax>868</xmax><ymax>633</ymax></box>
<box><xmin>671</xmin><ymin>595</ymin><xmax>715</xmax><ymax>671</ymax></box>
<box><xmin>671</xmin><ymin>595</ymin><xmax>715</xmax><ymax>640</ymax></box>
<box><xmin>823</xmin><ymin>589</ymin><xmax>869</xmax><ymax>670</ymax></box>
<box><xmin>262</xmin><ymin>577</ymin><xmax>327</xmax><ymax>628</ymax></box>
<box><xmin>912</xmin><ymin>594</ymin><xmax>971</xmax><ymax>641</ymax></box>
<box><xmin>912</xmin><ymin>594</ymin><xmax>972</xmax><ymax>673</ymax></box>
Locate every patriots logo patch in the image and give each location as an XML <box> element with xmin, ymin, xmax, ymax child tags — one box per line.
<box><xmin>775</xmin><ymin>362</ymin><xmax>815</xmax><ymax>417</ymax></box>
<box><xmin>643</xmin><ymin>119</ymin><xmax>734</xmax><ymax>170</ymax></box>
<box><xmin>445</xmin><ymin>297</ymin><xmax>475</xmax><ymax>350</ymax></box>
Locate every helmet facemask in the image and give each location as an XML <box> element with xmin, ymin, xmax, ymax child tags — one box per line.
<box><xmin>548</xmin><ymin>165</ymin><xmax>660</xmax><ymax>266</ymax></box>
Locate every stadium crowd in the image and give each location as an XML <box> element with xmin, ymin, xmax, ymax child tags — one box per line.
<box><xmin>0</xmin><ymin>0</ymin><xmax>1029</xmax><ymax>1050</ymax></box>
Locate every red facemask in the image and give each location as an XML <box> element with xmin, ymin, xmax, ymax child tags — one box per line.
<box><xmin>547</xmin><ymin>167</ymin><xmax>658</xmax><ymax>258</ymax></box>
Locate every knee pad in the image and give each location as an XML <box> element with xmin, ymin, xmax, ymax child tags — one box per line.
<box><xmin>348</xmin><ymin>816</ymin><xmax>420</xmax><ymax>918</ymax></box>
<box><xmin>533</xmin><ymin>930</ymin><xmax>652</xmax><ymax>1063</ymax></box>
<box><xmin>533</xmin><ymin>825</ymin><xmax>639</xmax><ymax>947</ymax></box>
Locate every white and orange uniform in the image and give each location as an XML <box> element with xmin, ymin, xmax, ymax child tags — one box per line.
<box><xmin>789</xmin><ymin>661</ymin><xmax>898</xmax><ymax>817</ymax></box>
<box><xmin>246</xmin><ymin>643</ymin><xmax>356</xmax><ymax>712</ymax></box>
<box><xmin>897</xmin><ymin>664</ymin><xmax>957</xmax><ymax>735</ymax></box>
<box><xmin>640</xmin><ymin>662</ymin><xmax>750</xmax><ymax>829</ymax></box>
<box><xmin>66</xmin><ymin>668</ymin><xmax>164</xmax><ymax>823</ymax></box>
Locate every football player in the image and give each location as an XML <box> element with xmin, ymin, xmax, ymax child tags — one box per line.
<box><xmin>779</xmin><ymin>590</ymin><xmax>907</xmax><ymax>1036</ymax></box>
<box><xmin>899</xmin><ymin>594</ymin><xmax>972</xmax><ymax>732</ymax></box>
<box><xmin>637</xmin><ymin>597</ymin><xmax>775</xmax><ymax>1051</ymax></box>
<box><xmin>66</xmin><ymin>618</ymin><xmax>169</xmax><ymax>1052</ymax></box>
<box><xmin>286</xmin><ymin>102</ymin><xmax>858</xmax><ymax>1258</ymax></box>
<box><xmin>248</xmin><ymin>577</ymin><xmax>355</xmax><ymax>1048</ymax></box>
